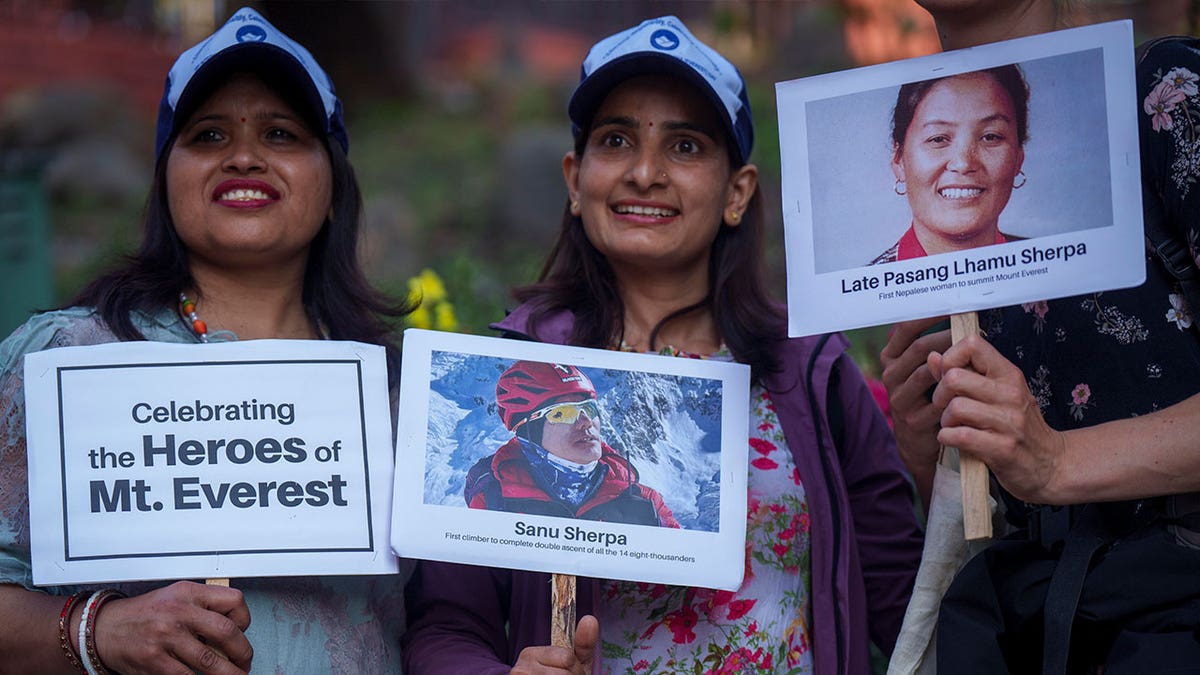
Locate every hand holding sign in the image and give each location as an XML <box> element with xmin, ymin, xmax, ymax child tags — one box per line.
<box><xmin>94</xmin><ymin>581</ymin><xmax>251</xmax><ymax>675</ymax></box>
<box><xmin>929</xmin><ymin>327</ymin><xmax>1065</xmax><ymax>507</ymax></box>
<box><xmin>512</xmin><ymin>614</ymin><xmax>599</xmax><ymax>675</ymax></box>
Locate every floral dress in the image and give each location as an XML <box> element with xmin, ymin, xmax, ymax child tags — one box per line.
<box><xmin>980</xmin><ymin>36</ymin><xmax>1200</xmax><ymax>519</ymax></box>
<box><xmin>599</xmin><ymin>348</ymin><xmax>814</xmax><ymax>675</ymax></box>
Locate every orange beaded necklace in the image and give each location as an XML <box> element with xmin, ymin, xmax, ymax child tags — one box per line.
<box><xmin>178</xmin><ymin>292</ymin><xmax>209</xmax><ymax>343</ymax></box>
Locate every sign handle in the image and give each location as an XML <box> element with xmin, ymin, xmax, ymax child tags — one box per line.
<box><xmin>204</xmin><ymin>578</ymin><xmax>231</xmax><ymax>659</ymax></box>
<box><xmin>551</xmin><ymin>573</ymin><xmax>576</xmax><ymax>648</ymax></box>
<box><xmin>949</xmin><ymin>312</ymin><xmax>993</xmax><ymax>541</ymax></box>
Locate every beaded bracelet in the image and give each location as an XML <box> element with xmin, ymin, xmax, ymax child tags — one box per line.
<box><xmin>58</xmin><ymin>591</ymin><xmax>87</xmax><ymax>673</ymax></box>
<box><xmin>77</xmin><ymin>589</ymin><xmax>124</xmax><ymax>675</ymax></box>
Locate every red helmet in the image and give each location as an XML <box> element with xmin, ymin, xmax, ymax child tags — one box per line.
<box><xmin>496</xmin><ymin>361</ymin><xmax>597</xmax><ymax>431</ymax></box>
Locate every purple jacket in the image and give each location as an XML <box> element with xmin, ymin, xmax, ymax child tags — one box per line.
<box><xmin>402</xmin><ymin>305</ymin><xmax>923</xmax><ymax>675</ymax></box>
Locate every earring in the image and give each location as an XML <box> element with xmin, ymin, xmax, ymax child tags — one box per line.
<box><xmin>728</xmin><ymin>211</ymin><xmax>741</xmax><ymax>223</ymax></box>
<box><xmin>894</xmin><ymin>179</ymin><xmax>907</xmax><ymax>196</ymax></box>
<box><xmin>570</xmin><ymin>200</ymin><xmax>580</xmax><ymax>214</ymax></box>
<box><xmin>1013</xmin><ymin>171</ymin><xmax>1027</xmax><ymax>189</ymax></box>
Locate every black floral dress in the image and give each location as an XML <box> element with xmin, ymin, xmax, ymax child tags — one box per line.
<box><xmin>938</xmin><ymin>36</ymin><xmax>1200</xmax><ymax>674</ymax></box>
<box><xmin>983</xmin><ymin>35</ymin><xmax>1200</xmax><ymax>485</ymax></box>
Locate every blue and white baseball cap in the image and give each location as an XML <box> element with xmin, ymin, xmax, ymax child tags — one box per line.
<box><xmin>568</xmin><ymin>16</ymin><xmax>753</xmax><ymax>164</ymax></box>
<box><xmin>154</xmin><ymin>6</ymin><xmax>347</xmax><ymax>162</ymax></box>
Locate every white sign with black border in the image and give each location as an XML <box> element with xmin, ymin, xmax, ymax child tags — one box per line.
<box><xmin>24</xmin><ymin>339</ymin><xmax>397</xmax><ymax>585</ymax></box>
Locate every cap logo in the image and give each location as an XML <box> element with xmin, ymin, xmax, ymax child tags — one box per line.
<box><xmin>236</xmin><ymin>25</ymin><xmax>267</xmax><ymax>43</ymax></box>
<box><xmin>650</xmin><ymin>29</ymin><xmax>680</xmax><ymax>51</ymax></box>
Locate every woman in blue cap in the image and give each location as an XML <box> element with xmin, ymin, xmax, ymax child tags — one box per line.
<box><xmin>404</xmin><ymin>16</ymin><xmax>922</xmax><ymax>675</ymax></box>
<box><xmin>0</xmin><ymin>8</ymin><xmax>408</xmax><ymax>673</ymax></box>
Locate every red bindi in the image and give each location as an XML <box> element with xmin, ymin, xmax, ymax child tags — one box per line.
<box><xmin>241</xmin><ymin>117</ymin><xmax>246</xmax><ymax>123</ymax></box>
<box><xmin>648</xmin><ymin>121</ymin><xmax>654</xmax><ymax>127</ymax></box>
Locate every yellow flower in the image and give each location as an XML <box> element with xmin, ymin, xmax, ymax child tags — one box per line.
<box><xmin>434</xmin><ymin>302</ymin><xmax>458</xmax><ymax>332</ymax></box>
<box><xmin>404</xmin><ymin>268</ymin><xmax>458</xmax><ymax>332</ymax></box>
<box><xmin>408</xmin><ymin>304</ymin><xmax>432</xmax><ymax>330</ymax></box>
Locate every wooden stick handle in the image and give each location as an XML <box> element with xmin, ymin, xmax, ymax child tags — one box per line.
<box><xmin>204</xmin><ymin>579</ymin><xmax>231</xmax><ymax>658</ymax></box>
<box><xmin>551</xmin><ymin>573</ymin><xmax>576</xmax><ymax>648</ymax></box>
<box><xmin>949</xmin><ymin>312</ymin><xmax>993</xmax><ymax>541</ymax></box>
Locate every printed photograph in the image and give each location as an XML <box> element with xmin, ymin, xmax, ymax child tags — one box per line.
<box><xmin>422</xmin><ymin>352</ymin><xmax>723</xmax><ymax>532</ymax></box>
<box><xmin>807</xmin><ymin>48</ymin><xmax>1111</xmax><ymax>273</ymax></box>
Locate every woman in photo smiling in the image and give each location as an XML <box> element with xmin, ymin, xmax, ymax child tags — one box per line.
<box><xmin>872</xmin><ymin>65</ymin><xmax>1029</xmax><ymax>264</ymax></box>
<box><xmin>0</xmin><ymin>8</ymin><xmax>409</xmax><ymax>673</ymax></box>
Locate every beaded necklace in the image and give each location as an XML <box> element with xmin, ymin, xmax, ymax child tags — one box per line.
<box><xmin>179</xmin><ymin>292</ymin><xmax>208</xmax><ymax>343</ymax></box>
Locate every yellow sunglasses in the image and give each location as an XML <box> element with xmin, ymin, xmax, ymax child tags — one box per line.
<box><xmin>527</xmin><ymin>400</ymin><xmax>601</xmax><ymax>426</ymax></box>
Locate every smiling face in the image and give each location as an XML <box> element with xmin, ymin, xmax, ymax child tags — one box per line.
<box><xmin>892</xmin><ymin>72</ymin><xmax>1025</xmax><ymax>253</ymax></box>
<box><xmin>563</xmin><ymin>75</ymin><xmax>756</xmax><ymax>280</ymax></box>
<box><xmin>538</xmin><ymin>397</ymin><xmax>603</xmax><ymax>464</ymax></box>
<box><xmin>166</xmin><ymin>73</ymin><xmax>332</xmax><ymax>274</ymax></box>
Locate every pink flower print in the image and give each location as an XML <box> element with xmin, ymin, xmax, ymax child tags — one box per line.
<box><xmin>757</xmin><ymin>421</ymin><xmax>773</xmax><ymax>431</ymax></box>
<box><xmin>1022</xmin><ymin>300</ymin><xmax>1048</xmax><ymax>319</ymax></box>
<box><xmin>726</xmin><ymin>598</ymin><xmax>757</xmax><ymax>620</ymax></box>
<box><xmin>639</xmin><ymin>622</ymin><xmax>659</xmax><ymax>639</ymax></box>
<box><xmin>778</xmin><ymin>526</ymin><xmax>797</xmax><ymax>541</ymax></box>
<box><xmin>744</xmin><ymin>620</ymin><xmax>758</xmax><ymax>637</ymax></box>
<box><xmin>1145</xmin><ymin>80</ymin><xmax>1186</xmax><ymax>131</ymax></box>
<box><xmin>751</xmin><ymin>457</ymin><xmax>779</xmax><ymax>471</ymax></box>
<box><xmin>1164</xmin><ymin>67</ymin><xmax>1200</xmax><ymax>96</ymax></box>
<box><xmin>769</xmin><ymin>503</ymin><xmax>786</xmax><ymax>514</ymax></box>
<box><xmin>798</xmin><ymin>512</ymin><xmax>811</xmax><ymax>534</ymax></box>
<box><xmin>1069</xmin><ymin>383</ymin><xmax>1093</xmax><ymax>421</ymax></box>
<box><xmin>664</xmin><ymin>604</ymin><xmax>698</xmax><ymax>644</ymax></box>
<box><xmin>749</xmin><ymin>438</ymin><xmax>776</xmax><ymax>456</ymax></box>
<box><xmin>717</xmin><ymin>648</ymin><xmax>757</xmax><ymax>674</ymax></box>
<box><xmin>772</xmin><ymin>542</ymin><xmax>789</xmax><ymax>558</ymax></box>
<box><xmin>791</xmin><ymin>467</ymin><xmax>801</xmax><ymax>485</ymax></box>
<box><xmin>634</xmin><ymin>660</ymin><xmax>650</xmax><ymax>672</ymax></box>
<box><xmin>761</xmin><ymin>653</ymin><xmax>773</xmax><ymax>670</ymax></box>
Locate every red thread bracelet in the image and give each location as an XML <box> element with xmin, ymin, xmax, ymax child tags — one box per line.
<box><xmin>58</xmin><ymin>591</ymin><xmax>87</xmax><ymax>673</ymax></box>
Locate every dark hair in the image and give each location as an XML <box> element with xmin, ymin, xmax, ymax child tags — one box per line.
<box><xmin>891</xmin><ymin>64</ymin><xmax>1030</xmax><ymax>151</ymax></box>
<box><xmin>514</xmin><ymin>110</ymin><xmax>786</xmax><ymax>381</ymax></box>
<box><xmin>68</xmin><ymin>79</ymin><xmax>411</xmax><ymax>380</ymax></box>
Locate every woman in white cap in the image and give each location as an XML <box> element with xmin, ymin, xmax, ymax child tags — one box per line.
<box><xmin>404</xmin><ymin>15</ymin><xmax>922</xmax><ymax>675</ymax></box>
<box><xmin>0</xmin><ymin>8</ymin><xmax>409</xmax><ymax>673</ymax></box>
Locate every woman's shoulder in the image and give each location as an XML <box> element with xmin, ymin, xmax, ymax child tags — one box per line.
<box><xmin>0</xmin><ymin>307</ymin><xmax>113</xmax><ymax>370</ymax></box>
<box><xmin>1137</xmin><ymin>35</ymin><xmax>1200</xmax><ymax>71</ymax></box>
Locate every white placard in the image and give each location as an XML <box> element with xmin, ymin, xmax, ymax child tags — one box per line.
<box><xmin>391</xmin><ymin>329</ymin><xmax>751</xmax><ymax>591</ymax></box>
<box><xmin>776</xmin><ymin>21</ymin><xmax>1143</xmax><ymax>336</ymax></box>
<box><xmin>24</xmin><ymin>340</ymin><xmax>397</xmax><ymax>585</ymax></box>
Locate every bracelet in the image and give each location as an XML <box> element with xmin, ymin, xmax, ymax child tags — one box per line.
<box><xmin>58</xmin><ymin>591</ymin><xmax>87</xmax><ymax>673</ymax></box>
<box><xmin>77</xmin><ymin>589</ymin><xmax>124</xmax><ymax>675</ymax></box>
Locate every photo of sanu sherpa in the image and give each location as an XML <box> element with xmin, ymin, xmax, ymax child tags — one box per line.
<box><xmin>422</xmin><ymin>353</ymin><xmax>722</xmax><ymax>532</ymax></box>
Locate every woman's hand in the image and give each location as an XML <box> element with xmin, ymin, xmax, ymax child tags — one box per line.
<box><xmin>928</xmin><ymin>333</ymin><xmax>1066</xmax><ymax>504</ymax></box>
<box><xmin>94</xmin><ymin>581</ymin><xmax>253</xmax><ymax>675</ymax></box>
<box><xmin>880</xmin><ymin>316</ymin><xmax>952</xmax><ymax>511</ymax></box>
<box><xmin>510</xmin><ymin>615</ymin><xmax>599</xmax><ymax>675</ymax></box>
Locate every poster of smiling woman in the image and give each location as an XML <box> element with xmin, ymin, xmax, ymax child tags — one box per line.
<box><xmin>776</xmin><ymin>21</ymin><xmax>1144</xmax><ymax>336</ymax></box>
<box><xmin>391</xmin><ymin>329</ymin><xmax>750</xmax><ymax>591</ymax></box>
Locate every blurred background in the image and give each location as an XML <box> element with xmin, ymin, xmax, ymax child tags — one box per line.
<box><xmin>1</xmin><ymin>0</ymin><xmax>1194</xmax><ymax>374</ymax></box>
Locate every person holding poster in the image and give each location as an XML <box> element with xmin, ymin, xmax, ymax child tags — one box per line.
<box><xmin>465</xmin><ymin>360</ymin><xmax>680</xmax><ymax>527</ymax></box>
<box><xmin>0</xmin><ymin>8</ymin><xmax>410</xmax><ymax>674</ymax></box>
<box><xmin>870</xmin><ymin>65</ymin><xmax>1030</xmax><ymax>263</ymax></box>
<box><xmin>404</xmin><ymin>15</ymin><xmax>923</xmax><ymax>675</ymax></box>
<box><xmin>881</xmin><ymin>1</ymin><xmax>1200</xmax><ymax>672</ymax></box>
